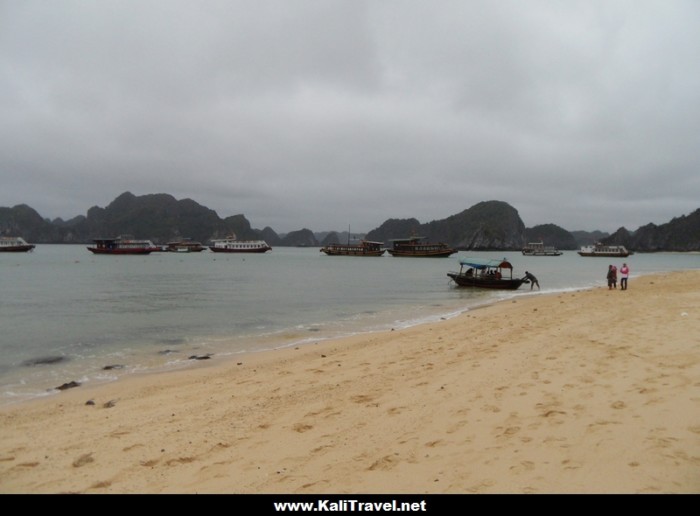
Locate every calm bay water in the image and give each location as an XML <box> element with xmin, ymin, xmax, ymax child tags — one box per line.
<box><xmin>1</xmin><ymin>244</ymin><xmax>698</xmax><ymax>405</ymax></box>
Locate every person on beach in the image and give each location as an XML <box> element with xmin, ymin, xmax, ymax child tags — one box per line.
<box><xmin>607</xmin><ymin>265</ymin><xmax>616</xmax><ymax>289</ymax></box>
<box><xmin>620</xmin><ymin>263</ymin><xmax>629</xmax><ymax>290</ymax></box>
<box><xmin>524</xmin><ymin>271</ymin><xmax>539</xmax><ymax>290</ymax></box>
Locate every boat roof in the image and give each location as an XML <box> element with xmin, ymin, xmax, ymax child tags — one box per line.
<box><xmin>458</xmin><ymin>258</ymin><xmax>514</xmax><ymax>270</ymax></box>
<box><xmin>389</xmin><ymin>236</ymin><xmax>425</xmax><ymax>243</ymax></box>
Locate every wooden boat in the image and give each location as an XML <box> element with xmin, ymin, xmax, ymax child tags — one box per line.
<box><xmin>578</xmin><ymin>243</ymin><xmax>632</xmax><ymax>257</ymax></box>
<box><xmin>165</xmin><ymin>239</ymin><xmax>206</xmax><ymax>252</ymax></box>
<box><xmin>0</xmin><ymin>236</ymin><xmax>35</xmax><ymax>252</ymax></box>
<box><xmin>447</xmin><ymin>258</ymin><xmax>527</xmax><ymax>290</ymax></box>
<box><xmin>320</xmin><ymin>240</ymin><xmax>385</xmax><ymax>256</ymax></box>
<box><xmin>522</xmin><ymin>241</ymin><xmax>562</xmax><ymax>256</ymax></box>
<box><xmin>387</xmin><ymin>236</ymin><xmax>457</xmax><ymax>257</ymax></box>
<box><xmin>87</xmin><ymin>237</ymin><xmax>159</xmax><ymax>255</ymax></box>
<box><xmin>209</xmin><ymin>235</ymin><xmax>272</xmax><ymax>253</ymax></box>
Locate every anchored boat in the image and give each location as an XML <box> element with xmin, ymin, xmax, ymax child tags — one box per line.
<box><xmin>387</xmin><ymin>236</ymin><xmax>456</xmax><ymax>258</ymax></box>
<box><xmin>0</xmin><ymin>236</ymin><xmax>35</xmax><ymax>252</ymax></box>
<box><xmin>209</xmin><ymin>235</ymin><xmax>272</xmax><ymax>253</ymax></box>
<box><xmin>87</xmin><ymin>237</ymin><xmax>159</xmax><ymax>255</ymax></box>
<box><xmin>447</xmin><ymin>258</ymin><xmax>527</xmax><ymax>290</ymax></box>
<box><xmin>320</xmin><ymin>240</ymin><xmax>385</xmax><ymax>256</ymax></box>
<box><xmin>578</xmin><ymin>243</ymin><xmax>632</xmax><ymax>257</ymax></box>
<box><xmin>522</xmin><ymin>241</ymin><xmax>562</xmax><ymax>256</ymax></box>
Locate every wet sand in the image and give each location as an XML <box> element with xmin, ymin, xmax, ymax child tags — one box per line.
<box><xmin>1</xmin><ymin>270</ymin><xmax>698</xmax><ymax>493</ymax></box>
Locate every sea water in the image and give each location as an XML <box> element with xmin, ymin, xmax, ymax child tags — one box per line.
<box><xmin>1</xmin><ymin>245</ymin><xmax>698</xmax><ymax>405</ymax></box>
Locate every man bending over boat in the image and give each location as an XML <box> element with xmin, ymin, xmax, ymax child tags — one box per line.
<box><xmin>523</xmin><ymin>271</ymin><xmax>540</xmax><ymax>290</ymax></box>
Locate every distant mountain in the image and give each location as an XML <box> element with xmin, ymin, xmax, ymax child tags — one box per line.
<box><xmin>0</xmin><ymin>204</ymin><xmax>60</xmax><ymax>241</ymax></box>
<box><xmin>525</xmin><ymin>224</ymin><xmax>579</xmax><ymax>250</ymax></box>
<box><xmin>2</xmin><ymin>192</ymin><xmax>698</xmax><ymax>251</ymax></box>
<box><xmin>0</xmin><ymin>192</ymin><xmax>281</xmax><ymax>245</ymax></box>
<box><xmin>570</xmin><ymin>230</ymin><xmax>610</xmax><ymax>247</ymax></box>
<box><xmin>367</xmin><ymin>201</ymin><xmax>528</xmax><ymax>250</ymax></box>
<box><xmin>260</xmin><ymin>227</ymin><xmax>283</xmax><ymax>247</ymax></box>
<box><xmin>280</xmin><ymin>228</ymin><xmax>318</xmax><ymax>247</ymax></box>
<box><xmin>604</xmin><ymin>208</ymin><xmax>700</xmax><ymax>252</ymax></box>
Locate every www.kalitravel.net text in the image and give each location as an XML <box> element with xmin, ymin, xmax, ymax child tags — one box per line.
<box><xmin>273</xmin><ymin>499</ymin><xmax>428</xmax><ymax>512</ymax></box>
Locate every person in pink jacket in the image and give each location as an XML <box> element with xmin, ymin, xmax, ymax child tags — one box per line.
<box><xmin>619</xmin><ymin>263</ymin><xmax>630</xmax><ymax>290</ymax></box>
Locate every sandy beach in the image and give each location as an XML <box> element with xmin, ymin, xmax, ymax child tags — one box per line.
<box><xmin>1</xmin><ymin>270</ymin><xmax>698</xmax><ymax>494</ymax></box>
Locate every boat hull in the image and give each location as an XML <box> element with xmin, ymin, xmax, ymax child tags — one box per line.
<box><xmin>522</xmin><ymin>250</ymin><xmax>562</xmax><ymax>256</ymax></box>
<box><xmin>388</xmin><ymin>249</ymin><xmax>456</xmax><ymax>257</ymax></box>
<box><xmin>321</xmin><ymin>240</ymin><xmax>386</xmax><ymax>256</ymax></box>
<box><xmin>0</xmin><ymin>245</ymin><xmax>35</xmax><ymax>252</ymax></box>
<box><xmin>166</xmin><ymin>241</ymin><xmax>206</xmax><ymax>252</ymax></box>
<box><xmin>577</xmin><ymin>251</ymin><xmax>631</xmax><ymax>257</ymax></box>
<box><xmin>321</xmin><ymin>249</ymin><xmax>385</xmax><ymax>256</ymax></box>
<box><xmin>87</xmin><ymin>247</ymin><xmax>155</xmax><ymax>255</ymax></box>
<box><xmin>447</xmin><ymin>273</ymin><xmax>525</xmax><ymax>290</ymax></box>
<box><xmin>209</xmin><ymin>246</ymin><xmax>271</xmax><ymax>253</ymax></box>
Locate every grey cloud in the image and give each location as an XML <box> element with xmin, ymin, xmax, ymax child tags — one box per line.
<box><xmin>1</xmin><ymin>0</ymin><xmax>699</xmax><ymax>233</ymax></box>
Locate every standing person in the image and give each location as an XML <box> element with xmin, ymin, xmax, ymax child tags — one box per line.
<box><xmin>611</xmin><ymin>265</ymin><xmax>618</xmax><ymax>289</ymax></box>
<box><xmin>607</xmin><ymin>265</ymin><xmax>615</xmax><ymax>290</ymax></box>
<box><xmin>524</xmin><ymin>271</ymin><xmax>540</xmax><ymax>290</ymax></box>
<box><xmin>620</xmin><ymin>263</ymin><xmax>629</xmax><ymax>290</ymax></box>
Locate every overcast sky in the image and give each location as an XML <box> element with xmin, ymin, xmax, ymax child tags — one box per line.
<box><xmin>2</xmin><ymin>1</ymin><xmax>699</xmax><ymax>233</ymax></box>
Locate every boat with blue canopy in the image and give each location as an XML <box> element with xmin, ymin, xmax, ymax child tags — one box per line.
<box><xmin>447</xmin><ymin>258</ymin><xmax>527</xmax><ymax>290</ymax></box>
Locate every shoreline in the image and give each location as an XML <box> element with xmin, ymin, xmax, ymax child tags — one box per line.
<box><xmin>0</xmin><ymin>282</ymin><xmax>536</xmax><ymax>409</ymax></box>
<box><xmin>1</xmin><ymin>270</ymin><xmax>698</xmax><ymax>493</ymax></box>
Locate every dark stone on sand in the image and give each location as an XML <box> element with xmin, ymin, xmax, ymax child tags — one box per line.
<box><xmin>188</xmin><ymin>354</ymin><xmax>213</xmax><ymax>360</ymax></box>
<box><xmin>102</xmin><ymin>364</ymin><xmax>125</xmax><ymax>370</ymax></box>
<box><xmin>56</xmin><ymin>381</ymin><xmax>81</xmax><ymax>391</ymax></box>
<box><xmin>23</xmin><ymin>355</ymin><xmax>67</xmax><ymax>367</ymax></box>
<box><xmin>85</xmin><ymin>399</ymin><xmax>95</xmax><ymax>406</ymax></box>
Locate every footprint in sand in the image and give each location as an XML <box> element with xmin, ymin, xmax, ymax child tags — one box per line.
<box><xmin>509</xmin><ymin>460</ymin><xmax>535</xmax><ymax>474</ymax></box>
<box><xmin>166</xmin><ymin>456</ymin><xmax>196</xmax><ymax>466</ymax></box>
<box><xmin>72</xmin><ymin>453</ymin><xmax>94</xmax><ymax>468</ymax></box>
<box><xmin>367</xmin><ymin>454</ymin><xmax>399</xmax><ymax>471</ymax></box>
<box><xmin>16</xmin><ymin>461</ymin><xmax>39</xmax><ymax>468</ymax></box>
<box><xmin>350</xmin><ymin>394</ymin><xmax>376</xmax><ymax>404</ymax></box>
<box><xmin>292</xmin><ymin>423</ymin><xmax>314</xmax><ymax>433</ymax></box>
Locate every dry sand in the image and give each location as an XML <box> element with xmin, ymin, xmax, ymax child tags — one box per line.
<box><xmin>1</xmin><ymin>270</ymin><xmax>699</xmax><ymax>494</ymax></box>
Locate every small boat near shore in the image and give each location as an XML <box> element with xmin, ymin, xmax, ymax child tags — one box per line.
<box><xmin>578</xmin><ymin>243</ymin><xmax>632</xmax><ymax>257</ymax></box>
<box><xmin>87</xmin><ymin>237</ymin><xmax>159</xmax><ymax>255</ymax></box>
<box><xmin>320</xmin><ymin>240</ymin><xmax>386</xmax><ymax>256</ymax></box>
<box><xmin>387</xmin><ymin>236</ymin><xmax>457</xmax><ymax>258</ymax></box>
<box><xmin>447</xmin><ymin>258</ymin><xmax>527</xmax><ymax>290</ymax></box>
<box><xmin>209</xmin><ymin>235</ymin><xmax>272</xmax><ymax>253</ymax></box>
<box><xmin>522</xmin><ymin>241</ymin><xmax>562</xmax><ymax>256</ymax></box>
<box><xmin>0</xmin><ymin>236</ymin><xmax>35</xmax><ymax>252</ymax></box>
